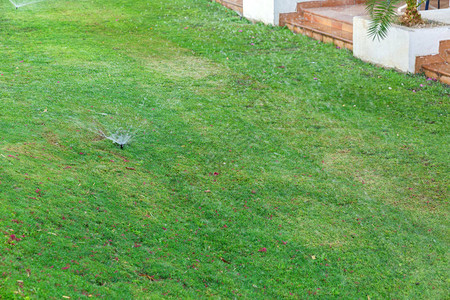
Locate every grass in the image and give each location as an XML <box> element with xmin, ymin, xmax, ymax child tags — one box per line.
<box><xmin>0</xmin><ymin>0</ymin><xmax>448</xmax><ymax>298</ymax></box>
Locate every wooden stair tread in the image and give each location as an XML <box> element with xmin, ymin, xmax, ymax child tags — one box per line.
<box><xmin>415</xmin><ymin>40</ymin><xmax>450</xmax><ymax>73</ymax></box>
<box><xmin>285</xmin><ymin>20</ymin><xmax>353</xmax><ymax>43</ymax></box>
<box><xmin>304</xmin><ymin>4</ymin><xmax>367</xmax><ymax>24</ymax></box>
<box><xmin>213</xmin><ymin>0</ymin><xmax>243</xmax><ymax>13</ymax></box>
<box><xmin>217</xmin><ymin>0</ymin><xmax>242</xmax><ymax>6</ymax></box>
<box><xmin>281</xmin><ymin>3</ymin><xmax>369</xmax><ymax>43</ymax></box>
<box><xmin>422</xmin><ymin>62</ymin><xmax>450</xmax><ymax>77</ymax></box>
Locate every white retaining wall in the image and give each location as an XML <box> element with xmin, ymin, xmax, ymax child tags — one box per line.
<box><xmin>243</xmin><ymin>0</ymin><xmax>302</xmax><ymax>25</ymax></box>
<box><xmin>353</xmin><ymin>16</ymin><xmax>450</xmax><ymax>73</ymax></box>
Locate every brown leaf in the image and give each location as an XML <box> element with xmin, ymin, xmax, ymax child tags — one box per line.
<box><xmin>220</xmin><ymin>257</ymin><xmax>231</xmax><ymax>264</ymax></box>
<box><xmin>138</xmin><ymin>273</ymin><xmax>159</xmax><ymax>281</ymax></box>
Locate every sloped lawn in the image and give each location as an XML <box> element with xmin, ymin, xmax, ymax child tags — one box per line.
<box><xmin>0</xmin><ymin>0</ymin><xmax>448</xmax><ymax>298</ymax></box>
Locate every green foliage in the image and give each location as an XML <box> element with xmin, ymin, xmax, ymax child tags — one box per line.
<box><xmin>366</xmin><ymin>0</ymin><xmax>424</xmax><ymax>40</ymax></box>
<box><xmin>366</xmin><ymin>0</ymin><xmax>401</xmax><ymax>40</ymax></box>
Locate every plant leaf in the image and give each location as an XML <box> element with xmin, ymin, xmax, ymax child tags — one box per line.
<box><xmin>365</xmin><ymin>0</ymin><xmax>401</xmax><ymax>40</ymax></box>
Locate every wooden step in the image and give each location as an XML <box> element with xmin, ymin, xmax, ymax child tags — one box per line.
<box><xmin>296</xmin><ymin>20</ymin><xmax>353</xmax><ymax>43</ymax></box>
<box><xmin>422</xmin><ymin>62</ymin><xmax>450</xmax><ymax>85</ymax></box>
<box><xmin>285</xmin><ymin>20</ymin><xmax>353</xmax><ymax>50</ymax></box>
<box><xmin>416</xmin><ymin>39</ymin><xmax>450</xmax><ymax>75</ymax></box>
<box><xmin>303</xmin><ymin>7</ymin><xmax>356</xmax><ymax>34</ymax></box>
<box><xmin>415</xmin><ymin>39</ymin><xmax>450</xmax><ymax>85</ymax></box>
<box><xmin>444</xmin><ymin>49</ymin><xmax>450</xmax><ymax>63</ymax></box>
<box><xmin>439</xmin><ymin>40</ymin><xmax>450</xmax><ymax>63</ymax></box>
<box><xmin>439</xmin><ymin>39</ymin><xmax>450</xmax><ymax>54</ymax></box>
<box><xmin>280</xmin><ymin>2</ymin><xmax>367</xmax><ymax>50</ymax></box>
<box><xmin>416</xmin><ymin>54</ymin><xmax>445</xmax><ymax>73</ymax></box>
<box><xmin>295</xmin><ymin>0</ymin><xmax>366</xmax><ymax>11</ymax></box>
<box><xmin>212</xmin><ymin>0</ymin><xmax>243</xmax><ymax>14</ymax></box>
<box><xmin>283</xmin><ymin>21</ymin><xmax>352</xmax><ymax>50</ymax></box>
<box><xmin>305</xmin><ymin>5</ymin><xmax>366</xmax><ymax>29</ymax></box>
<box><xmin>279</xmin><ymin>12</ymin><xmax>302</xmax><ymax>27</ymax></box>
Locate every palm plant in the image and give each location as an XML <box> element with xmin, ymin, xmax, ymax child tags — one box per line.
<box><xmin>366</xmin><ymin>0</ymin><xmax>424</xmax><ymax>40</ymax></box>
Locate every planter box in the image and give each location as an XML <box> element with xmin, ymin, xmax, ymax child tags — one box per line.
<box><xmin>353</xmin><ymin>14</ymin><xmax>450</xmax><ymax>73</ymax></box>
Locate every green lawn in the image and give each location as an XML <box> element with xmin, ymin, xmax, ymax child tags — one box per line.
<box><xmin>0</xmin><ymin>0</ymin><xmax>448</xmax><ymax>298</ymax></box>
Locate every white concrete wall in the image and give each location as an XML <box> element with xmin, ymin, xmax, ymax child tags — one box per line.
<box><xmin>243</xmin><ymin>0</ymin><xmax>303</xmax><ymax>25</ymax></box>
<box><xmin>421</xmin><ymin>8</ymin><xmax>450</xmax><ymax>24</ymax></box>
<box><xmin>353</xmin><ymin>16</ymin><xmax>450</xmax><ymax>73</ymax></box>
<box><xmin>243</xmin><ymin>0</ymin><xmax>275</xmax><ymax>25</ymax></box>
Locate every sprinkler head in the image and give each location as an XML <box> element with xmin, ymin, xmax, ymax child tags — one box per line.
<box><xmin>120</xmin><ymin>144</ymin><xmax>124</xmax><ymax>149</ymax></box>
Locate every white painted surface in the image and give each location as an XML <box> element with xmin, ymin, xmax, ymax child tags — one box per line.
<box><xmin>243</xmin><ymin>0</ymin><xmax>306</xmax><ymax>25</ymax></box>
<box><xmin>243</xmin><ymin>0</ymin><xmax>275</xmax><ymax>25</ymax></box>
<box><xmin>421</xmin><ymin>8</ymin><xmax>450</xmax><ymax>25</ymax></box>
<box><xmin>353</xmin><ymin>16</ymin><xmax>450</xmax><ymax>73</ymax></box>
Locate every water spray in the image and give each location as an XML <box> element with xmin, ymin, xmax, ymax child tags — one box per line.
<box><xmin>98</xmin><ymin>128</ymin><xmax>135</xmax><ymax>150</ymax></box>
<box><xmin>68</xmin><ymin>110</ymin><xmax>146</xmax><ymax>150</ymax></box>
<box><xmin>9</xmin><ymin>0</ymin><xmax>47</xmax><ymax>9</ymax></box>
